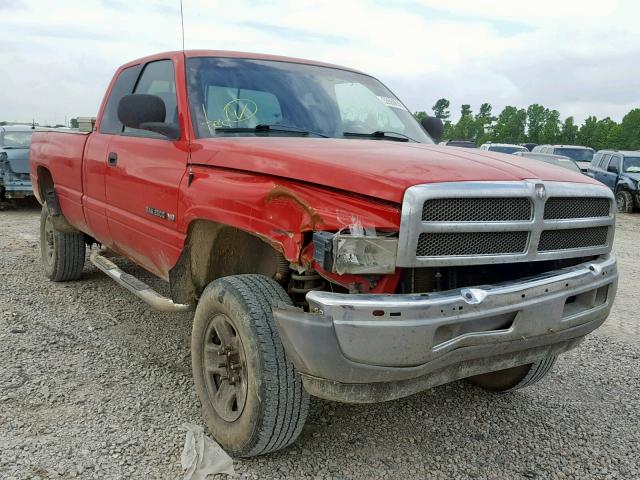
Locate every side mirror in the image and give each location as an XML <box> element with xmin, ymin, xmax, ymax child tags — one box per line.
<box><xmin>607</xmin><ymin>164</ymin><xmax>619</xmax><ymax>174</ymax></box>
<box><xmin>420</xmin><ymin>116</ymin><xmax>444</xmax><ymax>143</ymax></box>
<box><xmin>117</xmin><ymin>94</ymin><xmax>180</xmax><ymax>140</ymax></box>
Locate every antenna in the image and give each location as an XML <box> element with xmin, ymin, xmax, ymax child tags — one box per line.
<box><xmin>179</xmin><ymin>0</ymin><xmax>185</xmax><ymax>52</ymax></box>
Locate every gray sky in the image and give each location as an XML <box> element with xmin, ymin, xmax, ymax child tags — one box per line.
<box><xmin>1</xmin><ymin>0</ymin><xmax>639</xmax><ymax>126</ymax></box>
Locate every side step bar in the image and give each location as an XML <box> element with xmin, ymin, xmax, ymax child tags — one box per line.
<box><xmin>89</xmin><ymin>251</ymin><xmax>192</xmax><ymax>312</ymax></box>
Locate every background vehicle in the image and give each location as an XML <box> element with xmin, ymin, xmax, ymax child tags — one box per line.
<box><xmin>588</xmin><ymin>150</ymin><xmax>640</xmax><ymax>212</ymax></box>
<box><xmin>0</xmin><ymin>125</ymin><xmax>34</xmax><ymax>201</ymax></box>
<box><xmin>30</xmin><ymin>50</ymin><xmax>618</xmax><ymax>457</ymax></box>
<box><xmin>533</xmin><ymin>145</ymin><xmax>595</xmax><ymax>172</ymax></box>
<box><xmin>521</xmin><ymin>142</ymin><xmax>538</xmax><ymax>151</ymax></box>
<box><xmin>439</xmin><ymin>139</ymin><xmax>477</xmax><ymax>148</ymax></box>
<box><xmin>513</xmin><ymin>151</ymin><xmax>582</xmax><ymax>173</ymax></box>
<box><xmin>479</xmin><ymin>142</ymin><xmax>528</xmax><ymax>154</ymax></box>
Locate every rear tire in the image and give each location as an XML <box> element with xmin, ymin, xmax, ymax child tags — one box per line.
<box><xmin>467</xmin><ymin>356</ymin><xmax>557</xmax><ymax>392</ymax></box>
<box><xmin>616</xmin><ymin>190</ymin><xmax>634</xmax><ymax>213</ymax></box>
<box><xmin>40</xmin><ymin>203</ymin><xmax>86</xmax><ymax>282</ymax></box>
<box><xmin>191</xmin><ymin>274</ymin><xmax>309</xmax><ymax>457</ymax></box>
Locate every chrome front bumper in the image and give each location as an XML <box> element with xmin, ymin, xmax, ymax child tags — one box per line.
<box><xmin>274</xmin><ymin>255</ymin><xmax>618</xmax><ymax>402</ymax></box>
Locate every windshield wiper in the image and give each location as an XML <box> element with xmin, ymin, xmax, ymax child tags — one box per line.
<box><xmin>214</xmin><ymin>124</ymin><xmax>329</xmax><ymax>138</ymax></box>
<box><xmin>343</xmin><ymin>131</ymin><xmax>415</xmax><ymax>142</ymax></box>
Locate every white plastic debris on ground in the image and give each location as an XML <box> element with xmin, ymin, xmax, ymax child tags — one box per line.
<box><xmin>181</xmin><ymin>424</ymin><xmax>236</xmax><ymax>479</ymax></box>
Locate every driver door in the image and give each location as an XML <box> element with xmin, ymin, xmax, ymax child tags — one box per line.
<box><xmin>104</xmin><ymin>58</ymin><xmax>189</xmax><ymax>279</ymax></box>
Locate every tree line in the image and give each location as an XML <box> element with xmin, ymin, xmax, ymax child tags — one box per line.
<box><xmin>414</xmin><ymin>99</ymin><xmax>640</xmax><ymax>151</ymax></box>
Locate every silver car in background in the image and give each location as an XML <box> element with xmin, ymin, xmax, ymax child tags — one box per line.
<box><xmin>513</xmin><ymin>151</ymin><xmax>583</xmax><ymax>173</ymax></box>
<box><xmin>532</xmin><ymin>144</ymin><xmax>595</xmax><ymax>172</ymax></box>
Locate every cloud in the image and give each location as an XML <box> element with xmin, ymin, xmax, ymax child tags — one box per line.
<box><xmin>0</xmin><ymin>0</ymin><xmax>638</xmax><ymax>126</ymax></box>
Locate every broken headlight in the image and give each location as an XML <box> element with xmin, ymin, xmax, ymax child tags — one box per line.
<box><xmin>313</xmin><ymin>231</ymin><xmax>398</xmax><ymax>275</ymax></box>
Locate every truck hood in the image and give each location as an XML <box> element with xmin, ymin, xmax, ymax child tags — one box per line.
<box><xmin>623</xmin><ymin>172</ymin><xmax>640</xmax><ymax>182</ymax></box>
<box><xmin>0</xmin><ymin>148</ymin><xmax>30</xmax><ymax>174</ymax></box>
<box><xmin>192</xmin><ymin>138</ymin><xmax>601</xmax><ymax>204</ymax></box>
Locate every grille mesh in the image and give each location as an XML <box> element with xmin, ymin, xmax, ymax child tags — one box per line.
<box><xmin>416</xmin><ymin>231</ymin><xmax>529</xmax><ymax>257</ymax></box>
<box><xmin>538</xmin><ymin>227</ymin><xmax>609</xmax><ymax>251</ymax></box>
<box><xmin>544</xmin><ymin>197</ymin><xmax>611</xmax><ymax>220</ymax></box>
<box><xmin>422</xmin><ymin>198</ymin><xmax>532</xmax><ymax>222</ymax></box>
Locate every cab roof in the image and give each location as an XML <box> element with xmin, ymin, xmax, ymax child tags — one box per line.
<box><xmin>121</xmin><ymin>50</ymin><xmax>362</xmax><ymax>74</ymax></box>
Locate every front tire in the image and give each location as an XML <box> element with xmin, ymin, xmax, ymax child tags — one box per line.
<box><xmin>616</xmin><ymin>190</ymin><xmax>634</xmax><ymax>213</ymax></box>
<box><xmin>191</xmin><ymin>274</ymin><xmax>309</xmax><ymax>457</ymax></box>
<box><xmin>40</xmin><ymin>203</ymin><xmax>86</xmax><ymax>282</ymax></box>
<box><xmin>467</xmin><ymin>356</ymin><xmax>557</xmax><ymax>392</ymax></box>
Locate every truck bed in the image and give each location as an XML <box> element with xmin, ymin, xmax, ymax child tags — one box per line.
<box><xmin>30</xmin><ymin>130</ymin><xmax>91</xmax><ymax>231</ymax></box>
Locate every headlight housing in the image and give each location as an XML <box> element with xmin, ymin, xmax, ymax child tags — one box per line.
<box><xmin>313</xmin><ymin>231</ymin><xmax>398</xmax><ymax>275</ymax></box>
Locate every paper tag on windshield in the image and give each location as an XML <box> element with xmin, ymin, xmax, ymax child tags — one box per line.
<box><xmin>377</xmin><ymin>96</ymin><xmax>407</xmax><ymax>110</ymax></box>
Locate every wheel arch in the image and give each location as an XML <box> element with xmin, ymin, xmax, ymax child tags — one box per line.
<box><xmin>35</xmin><ymin>166</ymin><xmax>54</xmax><ymax>204</ymax></box>
<box><xmin>169</xmin><ymin>219</ymin><xmax>290</xmax><ymax>304</ymax></box>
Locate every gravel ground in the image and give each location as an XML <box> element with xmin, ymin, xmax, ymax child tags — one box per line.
<box><xmin>1</xmin><ymin>203</ymin><xmax>639</xmax><ymax>480</ymax></box>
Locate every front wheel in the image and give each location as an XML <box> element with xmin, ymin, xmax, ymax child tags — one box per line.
<box><xmin>616</xmin><ymin>190</ymin><xmax>634</xmax><ymax>213</ymax></box>
<box><xmin>40</xmin><ymin>203</ymin><xmax>86</xmax><ymax>282</ymax></box>
<box><xmin>467</xmin><ymin>356</ymin><xmax>557</xmax><ymax>392</ymax></box>
<box><xmin>191</xmin><ymin>274</ymin><xmax>309</xmax><ymax>457</ymax></box>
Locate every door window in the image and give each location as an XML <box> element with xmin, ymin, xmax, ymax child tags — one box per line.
<box><xmin>124</xmin><ymin>60</ymin><xmax>179</xmax><ymax>138</ymax></box>
<box><xmin>609</xmin><ymin>156</ymin><xmax>622</xmax><ymax>172</ymax></box>
<box><xmin>100</xmin><ymin>65</ymin><xmax>142</xmax><ymax>134</ymax></box>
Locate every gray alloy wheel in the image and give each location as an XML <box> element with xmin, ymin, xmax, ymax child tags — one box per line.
<box><xmin>191</xmin><ymin>274</ymin><xmax>309</xmax><ymax>457</ymax></box>
<box><xmin>40</xmin><ymin>203</ymin><xmax>86</xmax><ymax>282</ymax></box>
<box><xmin>616</xmin><ymin>190</ymin><xmax>634</xmax><ymax>213</ymax></box>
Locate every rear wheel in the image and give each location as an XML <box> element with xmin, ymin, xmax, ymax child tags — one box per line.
<box><xmin>467</xmin><ymin>356</ymin><xmax>557</xmax><ymax>392</ymax></box>
<box><xmin>40</xmin><ymin>203</ymin><xmax>86</xmax><ymax>281</ymax></box>
<box><xmin>616</xmin><ymin>190</ymin><xmax>634</xmax><ymax>213</ymax></box>
<box><xmin>191</xmin><ymin>274</ymin><xmax>309</xmax><ymax>457</ymax></box>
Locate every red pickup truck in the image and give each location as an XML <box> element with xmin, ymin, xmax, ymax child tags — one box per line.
<box><xmin>30</xmin><ymin>50</ymin><xmax>618</xmax><ymax>457</ymax></box>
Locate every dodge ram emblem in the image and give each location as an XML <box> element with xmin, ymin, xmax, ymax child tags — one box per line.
<box><xmin>535</xmin><ymin>184</ymin><xmax>546</xmax><ymax>199</ymax></box>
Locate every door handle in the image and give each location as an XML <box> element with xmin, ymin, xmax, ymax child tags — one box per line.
<box><xmin>107</xmin><ymin>152</ymin><xmax>118</xmax><ymax>166</ymax></box>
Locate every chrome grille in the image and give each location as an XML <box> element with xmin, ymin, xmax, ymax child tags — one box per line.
<box><xmin>422</xmin><ymin>198</ymin><xmax>532</xmax><ymax>222</ymax></box>
<box><xmin>538</xmin><ymin>227</ymin><xmax>609</xmax><ymax>251</ymax></box>
<box><xmin>544</xmin><ymin>197</ymin><xmax>611</xmax><ymax>220</ymax></box>
<box><xmin>397</xmin><ymin>181</ymin><xmax>615</xmax><ymax>267</ymax></box>
<box><xmin>416</xmin><ymin>232</ymin><xmax>528</xmax><ymax>257</ymax></box>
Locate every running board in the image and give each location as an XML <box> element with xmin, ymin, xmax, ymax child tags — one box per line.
<box><xmin>89</xmin><ymin>251</ymin><xmax>192</xmax><ymax>312</ymax></box>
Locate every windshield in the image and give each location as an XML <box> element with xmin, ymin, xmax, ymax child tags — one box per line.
<box><xmin>555</xmin><ymin>148</ymin><xmax>594</xmax><ymax>162</ymax></box>
<box><xmin>1</xmin><ymin>131</ymin><xmax>33</xmax><ymax>148</ymax></box>
<box><xmin>623</xmin><ymin>157</ymin><xmax>640</xmax><ymax>173</ymax></box>
<box><xmin>186</xmin><ymin>57</ymin><xmax>431</xmax><ymax>143</ymax></box>
<box><xmin>488</xmin><ymin>145</ymin><xmax>527</xmax><ymax>154</ymax></box>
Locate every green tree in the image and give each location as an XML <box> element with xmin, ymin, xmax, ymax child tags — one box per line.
<box><xmin>526</xmin><ymin>104</ymin><xmax>546</xmax><ymax>144</ymax></box>
<box><xmin>606</xmin><ymin>124</ymin><xmax>625</xmax><ymax>150</ymax></box>
<box><xmin>620</xmin><ymin>108</ymin><xmax>640</xmax><ymax>150</ymax></box>
<box><xmin>540</xmin><ymin>109</ymin><xmax>561</xmax><ymax>144</ymax></box>
<box><xmin>451</xmin><ymin>104</ymin><xmax>476</xmax><ymax>140</ymax></box>
<box><xmin>474</xmin><ymin>103</ymin><xmax>494</xmax><ymax>142</ymax></box>
<box><xmin>578</xmin><ymin>116</ymin><xmax>598</xmax><ymax>148</ymax></box>
<box><xmin>492</xmin><ymin>106</ymin><xmax>527</xmax><ymax>143</ymax></box>
<box><xmin>560</xmin><ymin>116</ymin><xmax>578</xmax><ymax>144</ymax></box>
<box><xmin>70</xmin><ymin>118</ymin><xmax>79</xmax><ymax>128</ymax></box>
<box><xmin>592</xmin><ymin>118</ymin><xmax>617</xmax><ymax>151</ymax></box>
<box><xmin>432</xmin><ymin>98</ymin><xmax>451</xmax><ymax>121</ymax></box>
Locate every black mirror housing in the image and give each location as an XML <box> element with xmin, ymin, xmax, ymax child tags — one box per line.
<box><xmin>420</xmin><ymin>116</ymin><xmax>444</xmax><ymax>143</ymax></box>
<box><xmin>117</xmin><ymin>94</ymin><xmax>180</xmax><ymax>140</ymax></box>
<box><xmin>607</xmin><ymin>165</ymin><xmax>619</xmax><ymax>174</ymax></box>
